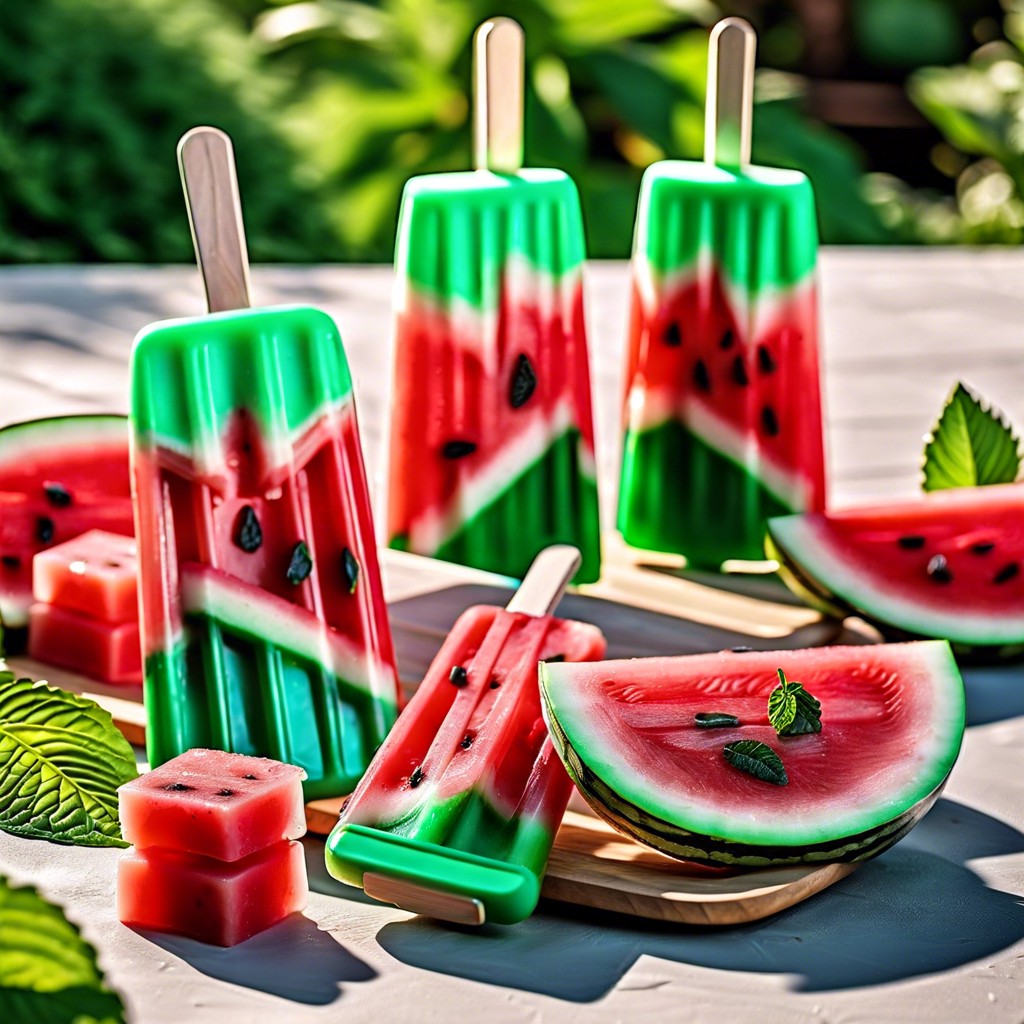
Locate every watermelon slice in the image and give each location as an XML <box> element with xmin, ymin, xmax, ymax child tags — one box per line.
<box><xmin>0</xmin><ymin>415</ymin><xmax>132</xmax><ymax>633</ymax></box>
<box><xmin>618</xmin><ymin>163</ymin><xmax>826</xmax><ymax>567</ymax></box>
<box><xmin>766</xmin><ymin>484</ymin><xmax>1024</xmax><ymax>654</ymax></box>
<box><xmin>539</xmin><ymin>642</ymin><xmax>964</xmax><ymax>870</ymax></box>
<box><xmin>387</xmin><ymin>171</ymin><xmax>601</xmax><ymax>584</ymax></box>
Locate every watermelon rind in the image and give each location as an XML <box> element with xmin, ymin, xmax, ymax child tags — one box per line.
<box><xmin>539</xmin><ymin>642</ymin><xmax>964</xmax><ymax>867</ymax></box>
<box><xmin>0</xmin><ymin>414</ymin><xmax>127</xmax><ymax>471</ymax></box>
<box><xmin>766</xmin><ymin>496</ymin><xmax>1024</xmax><ymax>648</ymax></box>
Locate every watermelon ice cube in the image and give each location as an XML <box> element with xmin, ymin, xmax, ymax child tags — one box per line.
<box><xmin>326</xmin><ymin>602</ymin><xmax>606</xmax><ymax>925</ymax></box>
<box><xmin>617</xmin><ymin>20</ymin><xmax>826</xmax><ymax>567</ymax></box>
<box><xmin>28</xmin><ymin>603</ymin><xmax>141</xmax><ymax>685</ymax></box>
<box><xmin>119</xmin><ymin>748</ymin><xmax>306</xmax><ymax>862</ymax></box>
<box><xmin>33</xmin><ymin>530</ymin><xmax>139</xmax><ymax>623</ymax></box>
<box><xmin>386</xmin><ymin>19</ymin><xmax>601</xmax><ymax>584</ymax></box>
<box><xmin>117</xmin><ymin>840</ymin><xmax>307</xmax><ymax>947</ymax></box>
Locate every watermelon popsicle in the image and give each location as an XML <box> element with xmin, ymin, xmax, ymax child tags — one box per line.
<box><xmin>617</xmin><ymin>18</ymin><xmax>826</xmax><ymax>568</ymax></box>
<box><xmin>387</xmin><ymin>17</ymin><xmax>601</xmax><ymax>584</ymax></box>
<box><xmin>130</xmin><ymin>127</ymin><xmax>400</xmax><ymax>798</ymax></box>
<box><xmin>325</xmin><ymin>545</ymin><xmax>607</xmax><ymax>925</ymax></box>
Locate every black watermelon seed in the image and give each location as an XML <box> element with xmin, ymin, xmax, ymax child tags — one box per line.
<box><xmin>757</xmin><ymin>345</ymin><xmax>776</xmax><ymax>374</ymax></box>
<box><xmin>164</xmin><ymin>783</ymin><xmax>192</xmax><ymax>792</ymax></box>
<box><xmin>489</xmin><ymin>678</ymin><xmax>501</xmax><ymax>689</ymax></box>
<box><xmin>898</xmin><ymin>535</ymin><xmax>926</xmax><ymax>550</ymax></box>
<box><xmin>509</xmin><ymin>354</ymin><xmax>538</xmax><ymax>408</ymax></box>
<box><xmin>443</xmin><ymin>440</ymin><xmax>477</xmax><ymax>459</ymax></box>
<box><xmin>341</xmin><ymin>547</ymin><xmax>360</xmax><ymax>594</ymax></box>
<box><xmin>449</xmin><ymin>665</ymin><xmax>469</xmax><ymax>687</ymax></box>
<box><xmin>44</xmin><ymin>482</ymin><xmax>72</xmax><ymax>508</ymax></box>
<box><xmin>927</xmin><ymin>554</ymin><xmax>953</xmax><ymax>583</ymax></box>
<box><xmin>761</xmin><ymin>407</ymin><xmax>780</xmax><ymax>437</ymax></box>
<box><xmin>409</xmin><ymin>766</ymin><xmax>425</xmax><ymax>788</ymax></box>
<box><xmin>460</xmin><ymin>735</ymin><xmax>474</xmax><ymax>750</ymax></box>
<box><xmin>971</xmin><ymin>541</ymin><xmax>996</xmax><ymax>555</ymax></box>
<box><xmin>731</xmin><ymin>356</ymin><xmax>749</xmax><ymax>387</ymax></box>
<box><xmin>695</xmin><ymin>712</ymin><xmax>741</xmax><ymax>729</ymax></box>
<box><xmin>36</xmin><ymin>517</ymin><xmax>54</xmax><ymax>544</ymax></box>
<box><xmin>244</xmin><ymin>774</ymin><xmax>258</xmax><ymax>780</ymax></box>
<box><xmin>105</xmin><ymin>561</ymin><xmax>122</xmax><ymax>569</ymax></box>
<box><xmin>546</xmin><ymin>654</ymin><xmax>566</xmax><ymax>663</ymax></box>
<box><xmin>233</xmin><ymin>506</ymin><xmax>263</xmax><ymax>553</ymax></box>
<box><xmin>693</xmin><ymin>359</ymin><xmax>712</xmax><ymax>393</ymax></box>
<box><xmin>664</xmin><ymin>322</ymin><xmax>682</xmax><ymax>347</ymax></box>
<box><xmin>286</xmin><ymin>541</ymin><xmax>313</xmax><ymax>585</ymax></box>
<box><xmin>730</xmin><ymin>645</ymin><xmax>755</xmax><ymax>653</ymax></box>
<box><xmin>1</xmin><ymin>555</ymin><xmax>20</xmax><ymax>570</ymax></box>
<box><xmin>994</xmin><ymin>563</ymin><xmax>1020</xmax><ymax>584</ymax></box>
<box><xmin>718</xmin><ymin>329</ymin><xmax>735</xmax><ymax>350</ymax></box>
<box><xmin>217</xmin><ymin>789</ymin><xmax>234</xmax><ymax>797</ymax></box>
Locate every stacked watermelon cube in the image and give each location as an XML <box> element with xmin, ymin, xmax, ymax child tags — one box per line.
<box><xmin>117</xmin><ymin>749</ymin><xmax>308</xmax><ymax>946</ymax></box>
<box><xmin>29</xmin><ymin>530</ymin><xmax>142</xmax><ymax>684</ymax></box>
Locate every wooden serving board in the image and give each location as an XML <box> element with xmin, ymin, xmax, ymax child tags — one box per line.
<box><xmin>10</xmin><ymin>541</ymin><xmax>873</xmax><ymax>926</ymax></box>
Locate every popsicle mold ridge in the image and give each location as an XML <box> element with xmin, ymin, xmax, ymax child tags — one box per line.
<box><xmin>387</xmin><ymin>170</ymin><xmax>601</xmax><ymax>583</ymax></box>
<box><xmin>131</xmin><ymin>305</ymin><xmax>400</xmax><ymax>798</ymax></box>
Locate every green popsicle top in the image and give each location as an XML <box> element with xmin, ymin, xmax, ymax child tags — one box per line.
<box><xmin>396</xmin><ymin>168</ymin><xmax>586</xmax><ymax>311</ymax></box>
<box><xmin>635</xmin><ymin>161</ymin><xmax>819</xmax><ymax>294</ymax></box>
<box><xmin>131</xmin><ymin>305</ymin><xmax>354</xmax><ymax>460</ymax></box>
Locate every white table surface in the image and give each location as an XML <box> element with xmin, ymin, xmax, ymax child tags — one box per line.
<box><xmin>1</xmin><ymin>252</ymin><xmax>1023</xmax><ymax>1023</ymax></box>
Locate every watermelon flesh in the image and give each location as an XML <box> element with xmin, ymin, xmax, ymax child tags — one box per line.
<box><xmin>131</xmin><ymin>306</ymin><xmax>401</xmax><ymax>798</ymax></box>
<box><xmin>539</xmin><ymin>642</ymin><xmax>964</xmax><ymax>869</ymax></box>
<box><xmin>326</xmin><ymin>604</ymin><xmax>607</xmax><ymax>925</ymax></box>
<box><xmin>767</xmin><ymin>484</ymin><xmax>1024</xmax><ymax>651</ymax></box>
<box><xmin>387</xmin><ymin>170</ymin><xmax>601</xmax><ymax>584</ymax></box>
<box><xmin>618</xmin><ymin>162</ymin><xmax>826</xmax><ymax>567</ymax></box>
<box><xmin>0</xmin><ymin>415</ymin><xmax>133</xmax><ymax>631</ymax></box>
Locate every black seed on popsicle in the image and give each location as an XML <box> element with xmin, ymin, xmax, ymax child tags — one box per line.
<box><xmin>718</xmin><ymin>329</ymin><xmax>735</xmax><ymax>350</ymax></box>
<box><xmin>36</xmin><ymin>517</ymin><xmax>54</xmax><ymax>543</ymax></box>
<box><xmin>731</xmin><ymin>356</ymin><xmax>749</xmax><ymax>387</ymax></box>
<box><xmin>971</xmin><ymin>541</ymin><xmax>996</xmax><ymax>555</ymax></box>
<box><xmin>443</xmin><ymin>440</ymin><xmax>477</xmax><ymax>459</ymax></box>
<box><xmin>409</xmin><ymin>766</ymin><xmax>425</xmax><ymax>788</ymax></box>
<box><xmin>449</xmin><ymin>665</ymin><xmax>469</xmax><ymax>687</ymax></box>
<box><xmin>217</xmin><ymin>789</ymin><xmax>235</xmax><ymax>797</ymax></box>
<box><xmin>164</xmin><ymin>783</ymin><xmax>192</xmax><ymax>792</ymax></box>
<box><xmin>1</xmin><ymin>555</ymin><xmax>20</xmax><ymax>569</ymax></box>
<box><xmin>927</xmin><ymin>554</ymin><xmax>953</xmax><ymax>583</ymax></box>
<box><xmin>664</xmin><ymin>322</ymin><xmax>683</xmax><ymax>347</ymax></box>
<box><xmin>693</xmin><ymin>359</ymin><xmax>712</xmax><ymax>393</ymax></box>
<box><xmin>43</xmin><ymin>482</ymin><xmax>72</xmax><ymax>507</ymax></box>
<box><xmin>460</xmin><ymin>735</ymin><xmax>474</xmax><ymax>749</ymax></box>
<box><xmin>761</xmin><ymin>407</ymin><xmax>780</xmax><ymax>437</ymax></box>
<box><xmin>897</xmin><ymin>535</ymin><xmax>926</xmax><ymax>550</ymax></box>
<box><xmin>489</xmin><ymin>678</ymin><xmax>501</xmax><ymax>689</ymax></box>
<box><xmin>757</xmin><ymin>345</ymin><xmax>776</xmax><ymax>374</ymax></box>
<box><xmin>233</xmin><ymin>505</ymin><xmax>263</xmax><ymax>553</ymax></box>
<box><xmin>341</xmin><ymin>547</ymin><xmax>360</xmax><ymax>594</ymax></box>
<box><xmin>994</xmin><ymin>563</ymin><xmax>1020</xmax><ymax>584</ymax></box>
<box><xmin>286</xmin><ymin>541</ymin><xmax>313</xmax><ymax>585</ymax></box>
<box><xmin>244</xmin><ymin>774</ymin><xmax>258</xmax><ymax>780</ymax></box>
<box><xmin>509</xmin><ymin>354</ymin><xmax>538</xmax><ymax>408</ymax></box>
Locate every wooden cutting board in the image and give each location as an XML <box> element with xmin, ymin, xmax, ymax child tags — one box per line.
<box><xmin>10</xmin><ymin>541</ymin><xmax>873</xmax><ymax>926</ymax></box>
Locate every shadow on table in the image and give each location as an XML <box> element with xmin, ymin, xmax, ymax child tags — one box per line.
<box><xmin>140</xmin><ymin>911</ymin><xmax>376</xmax><ymax>1005</ymax></box>
<box><xmin>375</xmin><ymin>798</ymin><xmax>1024</xmax><ymax>1002</ymax></box>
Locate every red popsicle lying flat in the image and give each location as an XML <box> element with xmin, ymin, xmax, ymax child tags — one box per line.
<box><xmin>119</xmin><ymin>748</ymin><xmax>306</xmax><ymax>862</ymax></box>
<box><xmin>117</xmin><ymin>841</ymin><xmax>307</xmax><ymax>947</ymax></box>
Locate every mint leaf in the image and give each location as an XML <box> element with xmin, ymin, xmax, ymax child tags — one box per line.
<box><xmin>768</xmin><ymin>668</ymin><xmax>822</xmax><ymax>737</ymax></box>
<box><xmin>922</xmin><ymin>382</ymin><xmax>1021</xmax><ymax>491</ymax></box>
<box><xmin>723</xmin><ymin>740</ymin><xmax>788</xmax><ymax>785</ymax></box>
<box><xmin>0</xmin><ymin>875</ymin><xmax>126</xmax><ymax>1023</ymax></box>
<box><xmin>0</xmin><ymin>671</ymin><xmax>138</xmax><ymax>847</ymax></box>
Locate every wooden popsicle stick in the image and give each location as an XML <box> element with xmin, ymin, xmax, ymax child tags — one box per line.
<box><xmin>505</xmin><ymin>544</ymin><xmax>581</xmax><ymax>616</ymax></box>
<box><xmin>177</xmin><ymin>126</ymin><xmax>252</xmax><ymax>313</ymax></box>
<box><xmin>704</xmin><ymin>17</ymin><xmax>756</xmax><ymax>170</ymax></box>
<box><xmin>364</xmin><ymin>873</ymin><xmax>485</xmax><ymax>926</ymax></box>
<box><xmin>473</xmin><ymin>17</ymin><xmax>525</xmax><ymax>173</ymax></box>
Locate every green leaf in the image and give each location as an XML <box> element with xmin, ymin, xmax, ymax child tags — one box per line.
<box><xmin>0</xmin><ymin>671</ymin><xmax>138</xmax><ymax>847</ymax></box>
<box><xmin>768</xmin><ymin>668</ymin><xmax>823</xmax><ymax>737</ymax></box>
<box><xmin>0</xmin><ymin>875</ymin><xmax>126</xmax><ymax>1024</ymax></box>
<box><xmin>722</xmin><ymin>740</ymin><xmax>788</xmax><ymax>786</ymax></box>
<box><xmin>922</xmin><ymin>382</ymin><xmax>1022</xmax><ymax>491</ymax></box>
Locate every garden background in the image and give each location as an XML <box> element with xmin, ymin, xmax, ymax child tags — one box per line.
<box><xmin>3</xmin><ymin>0</ymin><xmax>1023</xmax><ymax>263</ymax></box>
